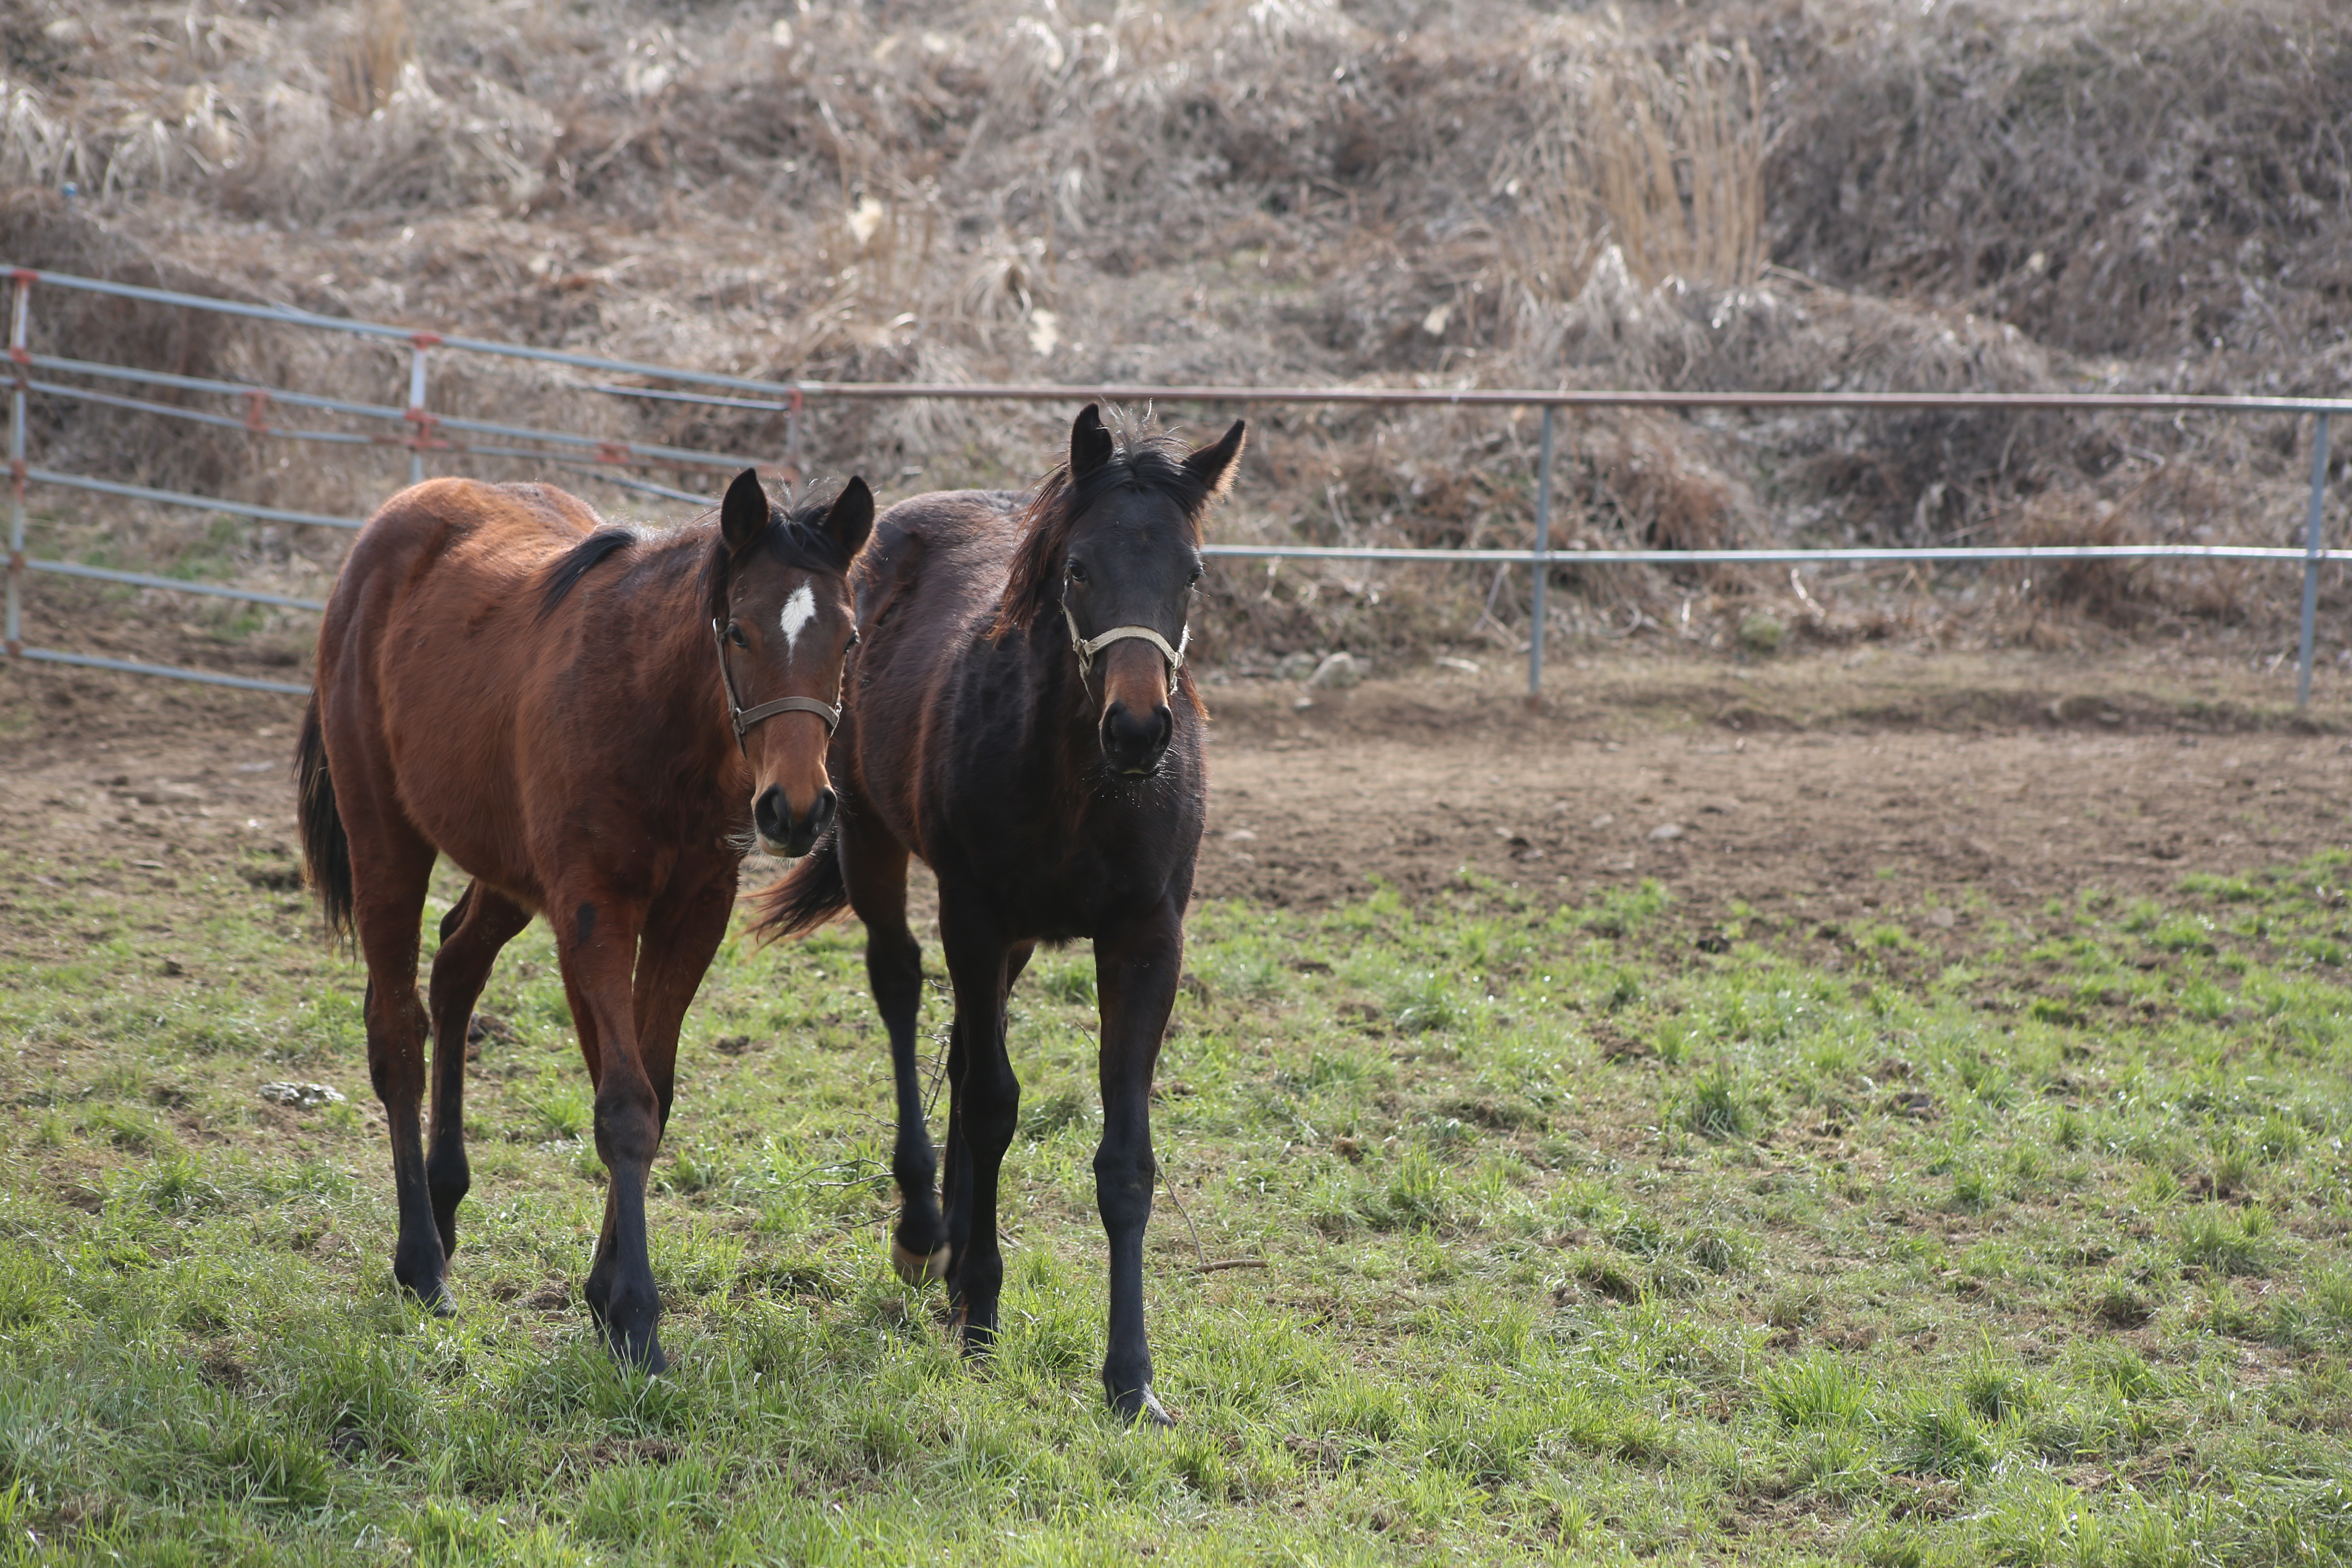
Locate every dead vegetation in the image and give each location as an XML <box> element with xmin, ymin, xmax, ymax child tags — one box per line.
<box><xmin>0</xmin><ymin>0</ymin><xmax>2347</xmax><ymax>673</ymax></box>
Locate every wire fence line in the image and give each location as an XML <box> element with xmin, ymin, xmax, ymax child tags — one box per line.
<box><xmin>2</xmin><ymin>263</ymin><xmax>2345</xmax><ymax>704</ymax></box>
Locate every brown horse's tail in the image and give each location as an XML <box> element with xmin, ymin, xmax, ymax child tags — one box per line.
<box><xmin>748</xmin><ymin>830</ymin><xmax>849</xmax><ymax>943</ymax></box>
<box><xmin>294</xmin><ymin>694</ymin><xmax>355</xmax><ymax>944</ymax></box>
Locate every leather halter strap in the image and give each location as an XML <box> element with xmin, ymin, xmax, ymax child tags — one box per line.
<box><xmin>1063</xmin><ymin>600</ymin><xmax>1187</xmax><ymax>683</ymax></box>
<box><xmin>713</xmin><ymin>618</ymin><xmax>842</xmax><ymax>755</ymax></box>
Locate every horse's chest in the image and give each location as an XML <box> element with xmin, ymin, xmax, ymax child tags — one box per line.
<box><xmin>943</xmin><ymin>800</ymin><xmax>1199</xmax><ymax>937</ymax></box>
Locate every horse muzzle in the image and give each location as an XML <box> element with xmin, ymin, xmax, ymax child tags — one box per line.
<box><xmin>1099</xmin><ymin>699</ymin><xmax>1174</xmax><ymax>777</ymax></box>
<box><xmin>753</xmin><ymin>784</ymin><xmax>836</xmax><ymax>858</ymax></box>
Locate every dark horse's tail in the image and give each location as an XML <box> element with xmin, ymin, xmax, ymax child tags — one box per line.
<box><xmin>748</xmin><ymin>831</ymin><xmax>849</xmax><ymax>942</ymax></box>
<box><xmin>294</xmin><ymin>694</ymin><xmax>356</xmax><ymax>943</ymax></box>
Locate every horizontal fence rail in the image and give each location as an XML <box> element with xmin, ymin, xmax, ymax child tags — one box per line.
<box><xmin>1200</xmin><ymin>543</ymin><xmax>2337</xmax><ymax>565</ymax></box>
<box><xmin>27</xmin><ymin>354</ymin><xmax>767</xmax><ymax>472</ymax></box>
<box><xmin>0</xmin><ymin>263</ymin><xmax>2342</xmax><ymax>706</ymax></box>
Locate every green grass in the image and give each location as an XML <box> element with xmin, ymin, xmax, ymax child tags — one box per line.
<box><xmin>6</xmin><ymin>849</ymin><xmax>2352</xmax><ymax>1563</ymax></box>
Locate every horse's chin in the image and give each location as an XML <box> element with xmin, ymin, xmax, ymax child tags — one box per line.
<box><xmin>755</xmin><ymin>836</ymin><xmax>804</xmax><ymax>864</ymax></box>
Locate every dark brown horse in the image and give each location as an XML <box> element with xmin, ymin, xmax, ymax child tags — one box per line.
<box><xmin>296</xmin><ymin>469</ymin><xmax>873</xmax><ymax>1370</ymax></box>
<box><xmin>755</xmin><ymin>405</ymin><xmax>1244</xmax><ymax>1423</ymax></box>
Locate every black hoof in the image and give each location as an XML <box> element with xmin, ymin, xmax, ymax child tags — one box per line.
<box><xmin>605</xmin><ymin>1326</ymin><xmax>669</xmax><ymax>1376</ymax></box>
<box><xmin>957</xmin><ymin>1307</ymin><xmax>998</xmax><ymax>1360</ymax></box>
<box><xmin>1111</xmin><ymin>1383</ymin><xmax>1176</xmax><ymax>1428</ymax></box>
<box><xmin>588</xmin><ymin>1283</ymin><xmax>665</xmax><ymax>1374</ymax></box>
<box><xmin>394</xmin><ymin>1265</ymin><xmax>455</xmax><ymax>1317</ymax></box>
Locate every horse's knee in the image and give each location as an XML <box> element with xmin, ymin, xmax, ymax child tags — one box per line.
<box><xmin>1093</xmin><ymin>1144</ymin><xmax>1157</xmax><ymax>1228</ymax></box>
<box><xmin>592</xmin><ymin>1081</ymin><xmax>662</xmax><ymax>1167</ymax></box>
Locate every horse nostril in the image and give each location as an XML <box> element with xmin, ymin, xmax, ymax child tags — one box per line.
<box><xmin>1098</xmin><ymin>700</ymin><xmax>1173</xmax><ymax>769</ymax></box>
<box><xmin>811</xmin><ymin>786</ymin><xmax>838</xmax><ymax>833</ymax></box>
<box><xmin>753</xmin><ymin>784</ymin><xmax>788</xmax><ymax>841</ymax></box>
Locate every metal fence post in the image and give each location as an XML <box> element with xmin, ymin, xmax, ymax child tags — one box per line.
<box><xmin>2299</xmin><ymin>412</ymin><xmax>2330</xmax><ymax>711</ymax></box>
<box><xmin>405</xmin><ymin>334</ymin><xmax>436</xmax><ymax>486</ymax></box>
<box><xmin>7</xmin><ymin>272</ymin><xmax>28</xmax><ymax>659</ymax></box>
<box><xmin>1527</xmin><ymin>403</ymin><xmax>1555</xmax><ymax>704</ymax></box>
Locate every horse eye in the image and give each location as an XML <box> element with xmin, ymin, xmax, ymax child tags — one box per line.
<box><xmin>727</xmin><ymin>623</ymin><xmax>749</xmax><ymax>648</ymax></box>
<box><xmin>1067</xmin><ymin>560</ymin><xmax>1089</xmax><ymax>583</ymax></box>
<box><xmin>846</xmin><ymin>630</ymin><xmax>861</xmax><ymax>650</ymax></box>
<box><xmin>1189</xmin><ymin>566</ymin><xmax>1204</xmax><ymax>586</ymax></box>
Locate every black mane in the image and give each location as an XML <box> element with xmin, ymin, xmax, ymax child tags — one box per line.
<box><xmin>537</xmin><ymin>527</ymin><xmax>640</xmax><ymax>620</ymax></box>
<box><xmin>537</xmin><ymin>487</ymin><xmax>857</xmax><ymax>626</ymax></box>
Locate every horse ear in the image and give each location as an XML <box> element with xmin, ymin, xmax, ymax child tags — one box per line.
<box><xmin>720</xmin><ymin>468</ymin><xmax>771</xmax><ymax>553</ymax></box>
<box><xmin>1183</xmin><ymin>419</ymin><xmax>1248</xmax><ymax>502</ymax></box>
<box><xmin>825</xmin><ymin>476</ymin><xmax>875</xmax><ymax>559</ymax></box>
<box><xmin>1070</xmin><ymin>403</ymin><xmax>1114</xmax><ymax>479</ymax></box>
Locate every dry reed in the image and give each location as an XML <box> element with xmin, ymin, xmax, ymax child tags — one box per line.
<box><xmin>0</xmin><ymin>0</ymin><xmax>2343</xmax><ymax>666</ymax></box>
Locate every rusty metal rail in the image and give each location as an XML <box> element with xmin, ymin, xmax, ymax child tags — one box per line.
<box><xmin>1</xmin><ymin>264</ymin><xmax>2342</xmax><ymax>705</ymax></box>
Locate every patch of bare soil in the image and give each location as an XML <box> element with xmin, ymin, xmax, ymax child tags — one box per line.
<box><xmin>3</xmin><ymin>645</ymin><xmax>2347</xmax><ymax>949</ymax></box>
<box><xmin>1194</xmin><ymin>646</ymin><xmax>2352</xmax><ymax>920</ymax></box>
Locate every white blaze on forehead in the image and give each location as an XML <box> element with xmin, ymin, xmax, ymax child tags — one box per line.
<box><xmin>778</xmin><ymin>583</ymin><xmax>817</xmax><ymax>656</ymax></box>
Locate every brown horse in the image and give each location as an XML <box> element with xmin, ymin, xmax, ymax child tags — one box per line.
<box><xmin>755</xmin><ymin>405</ymin><xmax>1244</xmax><ymax>1423</ymax></box>
<box><xmin>296</xmin><ymin>469</ymin><xmax>873</xmax><ymax>1370</ymax></box>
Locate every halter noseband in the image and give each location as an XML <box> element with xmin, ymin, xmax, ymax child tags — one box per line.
<box><xmin>1062</xmin><ymin>601</ymin><xmax>1187</xmax><ymax>684</ymax></box>
<box><xmin>713</xmin><ymin>617</ymin><xmax>842</xmax><ymax>755</ymax></box>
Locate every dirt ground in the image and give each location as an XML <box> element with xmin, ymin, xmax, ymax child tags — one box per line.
<box><xmin>4</xmin><ymin>642</ymin><xmax>2349</xmax><ymax>949</ymax></box>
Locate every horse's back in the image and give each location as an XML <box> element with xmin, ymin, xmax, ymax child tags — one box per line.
<box><xmin>838</xmin><ymin>491</ymin><xmax>1026</xmax><ymax>839</ymax></box>
<box><xmin>316</xmin><ymin>479</ymin><xmax>614</xmax><ymax>894</ymax></box>
<box><xmin>852</xmin><ymin>489</ymin><xmax>1025</xmax><ymax>695</ymax></box>
<box><xmin>858</xmin><ymin>489</ymin><xmax>1023</xmax><ymax>614</ymax></box>
<box><xmin>325</xmin><ymin>479</ymin><xmax>602</xmax><ymax>644</ymax></box>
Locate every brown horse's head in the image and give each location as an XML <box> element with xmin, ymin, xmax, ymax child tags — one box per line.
<box><xmin>708</xmin><ymin>469</ymin><xmax>874</xmax><ymax>857</ymax></box>
<box><xmin>998</xmin><ymin>405</ymin><xmax>1247</xmax><ymax>777</ymax></box>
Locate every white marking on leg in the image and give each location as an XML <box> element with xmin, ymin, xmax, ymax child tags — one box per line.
<box><xmin>779</xmin><ymin>583</ymin><xmax>817</xmax><ymax>656</ymax></box>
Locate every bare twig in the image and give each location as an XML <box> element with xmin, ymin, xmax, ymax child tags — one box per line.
<box><xmin>1161</xmin><ymin>1172</ymin><xmax>1208</xmax><ymax>1271</ymax></box>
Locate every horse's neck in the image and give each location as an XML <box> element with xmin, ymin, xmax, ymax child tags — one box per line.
<box><xmin>634</xmin><ymin>583</ymin><xmax>736</xmax><ymax>784</ymax></box>
<box><xmin>1025</xmin><ymin>620</ymin><xmax>1096</xmax><ymax>757</ymax></box>
<box><xmin>1025</xmin><ymin>623</ymin><xmax>1149</xmax><ymax>809</ymax></box>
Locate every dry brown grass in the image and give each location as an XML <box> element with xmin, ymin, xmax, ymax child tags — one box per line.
<box><xmin>0</xmin><ymin>0</ymin><xmax>2344</xmax><ymax>668</ymax></box>
<box><xmin>1587</xmin><ymin>40</ymin><xmax>1766</xmax><ymax>293</ymax></box>
<box><xmin>324</xmin><ymin>0</ymin><xmax>413</xmax><ymax>121</ymax></box>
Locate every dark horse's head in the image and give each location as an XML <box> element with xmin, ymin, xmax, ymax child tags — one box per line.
<box><xmin>707</xmin><ymin>469</ymin><xmax>875</xmax><ymax>857</ymax></box>
<box><xmin>996</xmin><ymin>405</ymin><xmax>1247</xmax><ymax>777</ymax></box>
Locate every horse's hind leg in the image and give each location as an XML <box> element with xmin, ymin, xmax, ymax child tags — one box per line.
<box><xmin>841</xmin><ymin>821</ymin><xmax>947</xmax><ymax>1285</ymax></box>
<box><xmin>341</xmin><ymin>810</ymin><xmax>444</xmax><ymax>1307</ymax></box>
<box><xmin>425</xmin><ymin>880</ymin><xmax>530</xmax><ymax>1261</ymax></box>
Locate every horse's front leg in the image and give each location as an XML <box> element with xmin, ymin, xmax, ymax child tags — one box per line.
<box><xmin>553</xmin><ymin>891</ymin><xmax>667</xmax><ymax>1372</ymax></box>
<box><xmin>936</xmin><ymin>903</ymin><xmax>1020</xmax><ymax>1353</ymax></box>
<box><xmin>629</xmin><ymin>866</ymin><xmax>738</xmax><ymax>1141</ymax></box>
<box><xmin>1093</xmin><ymin>899</ymin><xmax>1184</xmax><ymax>1425</ymax></box>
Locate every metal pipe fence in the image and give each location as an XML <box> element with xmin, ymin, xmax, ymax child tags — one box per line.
<box><xmin>3</xmin><ymin>263</ymin><xmax>2347</xmax><ymax>706</ymax></box>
